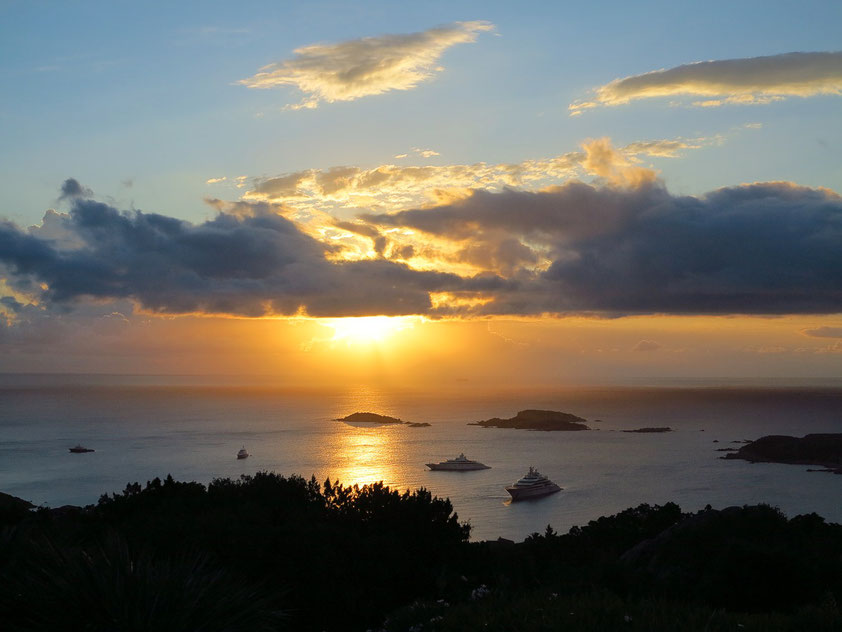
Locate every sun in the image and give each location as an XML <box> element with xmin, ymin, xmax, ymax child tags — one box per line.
<box><xmin>325</xmin><ymin>316</ymin><xmax>415</xmax><ymax>345</ymax></box>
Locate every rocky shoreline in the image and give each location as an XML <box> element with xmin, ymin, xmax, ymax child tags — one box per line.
<box><xmin>723</xmin><ymin>433</ymin><xmax>842</xmax><ymax>473</ymax></box>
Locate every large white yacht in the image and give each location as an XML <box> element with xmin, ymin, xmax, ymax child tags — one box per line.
<box><xmin>505</xmin><ymin>466</ymin><xmax>561</xmax><ymax>500</ymax></box>
<box><xmin>426</xmin><ymin>453</ymin><xmax>491</xmax><ymax>471</ymax></box>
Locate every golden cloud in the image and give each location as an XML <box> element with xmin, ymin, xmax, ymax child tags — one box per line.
<box><xmin>239</xmin><ymin>21</ymin><xmax>494</xmax><ymax>108</ymax></box>
<box><xmin>570</xmin><ymin>51</ymin><xmax>842</xmax><ymax>114</ymax></box>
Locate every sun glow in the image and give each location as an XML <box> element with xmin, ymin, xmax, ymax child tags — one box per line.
<box><xmin>325</xmin><ymin>316</ymin><xmax>416</xmax><ymax>344</ymax></box>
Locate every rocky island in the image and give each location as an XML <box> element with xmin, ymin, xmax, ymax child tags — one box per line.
<box><xmin>336</xmin><ymin>412</ymin><xmax>406</xmax><ymax>424</ymax></box>
<box><xmin>723</xmin><ymin>433</ymin><xmax>842</xmax><ymax>473</ymax></box>
<box><xmin>336</xmin><ymin>412</ymin><xmax>431</xmax><ymax>426</ymax></box>
<box><xmin>469</xmin><ymin>409</ymin><xmax>589</xmax><ymax>431</ymax></box>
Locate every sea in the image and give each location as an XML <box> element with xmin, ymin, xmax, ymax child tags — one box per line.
<box><xmin>1</xmin><ymin>374</ymin><xmax>840</xmax><ymax>542</ymax></box>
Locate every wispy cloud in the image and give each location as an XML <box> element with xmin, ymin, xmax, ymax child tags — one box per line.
<box><xmin>244</xmin><ymin>135</ymin><xmax>714</xmax><ymax>211</ymax></box>
<box><xmin>238</xmin><ymin>21</ymin><xmax>494</xmax><ymax>109</ymax></box>
<box><xmin>206</xmin><ymin>176</ymin><xmax>227</xmax><ymax>184</ymax></box>
<box><xmin>632</xmin><ymin>340</ymin><xmax>662</xmax><ymax>352</ymax></box>
<box><xmin>570</xmin><ymin>51</ymin><xmax>842</xmax><ymax>114</ymax></box>
<box><xmin>802</xmin><ymin>326</ymin><xmax>842</xmax><ymax>338</ymax></box>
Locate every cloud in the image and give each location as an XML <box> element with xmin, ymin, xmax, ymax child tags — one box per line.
<box><xmin>581</xmin><ymin>137</ymin><xmax>658</xmax><ymax>188</ymax></box>
<box><xmin>6</xmin><ymin>148</ymin><xmax>839</xmax><ymax>323</ymax></box>
<box><xmin>802</xmin><ymin>326</ymin><xmax>842</xmax><ymax>338</ymax></box>
<box><xmin>240</xmin><ymin>137</ymin><xmax>713</xmax><ymax>274</ymax></box>
<box><xmin>570</xmin><ymin>51</ymin><xmax>842</xmax><ymax>114</ymax></box>
<box><xmin>59</xmin><ymin>178</ymin><xmax>93</xmax><ymax>200</ymax></box>
<box><xmin>206</xmin><ymin>176</ymin><xmax>227</xmax><ymax>184</ymax></box>
<box><xmin>632</xmin><ymin>340</ymin><xmax>662</xmax><ymax>352</ymax></box>
<box><xmin>243</xmin><ymin>135</ymin><xmax>713</xmax><ymax>216</ymax></box>
<box><xmin>239</xmin><ymin>21</ymin><xmax>494</xmax><ymax>108</ymax></box>
<box><xmin>364</xmin><ymin>164</ymin><xmax>842</xmax><ymax>315</ymax></box>
<box><xmin>622</xmin><ymin>137</ymin><xmax>713</xmax><ymax>158</ymax></box>
<box><xmin>0</xmin><ymin>192</ymin><xmax>477</xmax><ymax>319</ymax></box>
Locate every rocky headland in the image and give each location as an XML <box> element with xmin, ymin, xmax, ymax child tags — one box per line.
<box><xmin>469</xmin><ymin>409</ymin><xmax>589</xmax><ymax>431</ymax></box>
<box><xmin>723</xmin><ymin>433</ymin><xmax>842</xmax><ymax>473</ymax></box>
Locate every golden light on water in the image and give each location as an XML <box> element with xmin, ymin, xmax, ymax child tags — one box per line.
<box><xmin>325</xmin><ymin>315</ymin><xmax>417</xmax><ymax>344</ymax></box>
<box><xmin>329</xmin><ymin>426</ymin><xmax>398</xmax><ymax>487</ymax></box>
<box><xmin>320</xmin><ymin>386</ymin><xmax>408</xmax><ymax>488</ymax></box>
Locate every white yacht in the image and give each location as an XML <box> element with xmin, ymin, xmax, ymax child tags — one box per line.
<box><xmin>426</xmin><ymin>453</ymin><xmax>491</xmax><ymax>471</ymax></box>
<box><xmin>237</xmin><ymin>446</ymin><xmax>249</xmax><ymax>460</ymax></box>
<box><xmin>505</xmin><ymin>466</ymin><xmax>561</xmax><ymax>501</ymax></box>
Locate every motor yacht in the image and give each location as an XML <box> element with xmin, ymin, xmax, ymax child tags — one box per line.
<box><xmin>505</xmin><ymin>466</ymin><xmax>561</xmax><ymax>500</ymax></box>
<box><xmin>426</xmin><ymin>453</ymin><xmax>490</xmax><ymax>471</ymax></box>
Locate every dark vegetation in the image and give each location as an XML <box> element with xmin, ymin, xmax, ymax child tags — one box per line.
<box><xmin>470</xmin><ymin>409</ymin><xmax>590</xmax><ymax>431</ymax></box>
<box><xmin>1</xmin><ymin>475</ymin><xmax>841</xmax><ymax>631</ymax></box>
<box><xmin>725</xmin><ymin>433</ymin><xmax>842</xmax><ymax>472</ymax></box>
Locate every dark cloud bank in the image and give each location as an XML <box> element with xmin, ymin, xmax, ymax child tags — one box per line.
<box><xmin>1</xmin><ymin>178</ymin><xmax>841</xmax><ymax>319</ymax></box>
<box><xmin>366</xmin><ymin>181</ymin><xmax>842</xmax><ymax>315</ymax></box>
<box><xmin>0</xmin><ymin>181</ymin><xmax>476</xmax><ymax>318</ymax></box>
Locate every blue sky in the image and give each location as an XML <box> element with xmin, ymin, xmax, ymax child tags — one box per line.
<box><xmin>2</xmin><ymin>1</ymin><xmax>840</xmax><ymax>224</ymax></box>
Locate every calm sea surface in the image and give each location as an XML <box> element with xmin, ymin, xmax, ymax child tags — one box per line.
<box><xmin>1</xmin><ymin>375</ymin><xmax>840</xmax><ymax>541</ymax></box>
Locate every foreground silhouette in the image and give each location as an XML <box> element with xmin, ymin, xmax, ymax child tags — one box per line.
<box><xmin>1</xmin><ymin>474</ymin><xmax>840</xmax><ymax>631</ymax></box>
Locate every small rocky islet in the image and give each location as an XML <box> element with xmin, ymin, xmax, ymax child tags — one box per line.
<box><xmin>469</xmin><ymin>409</ymin><xmax>590</xmax><ymax>431</ymax></box>
<box><xmin>336</xmin><ymin>412</ymin><xmax>431</xmax><ymax>427</ymax></box>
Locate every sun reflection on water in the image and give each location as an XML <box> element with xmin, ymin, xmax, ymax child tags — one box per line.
<box><xmin>327</xmin><ymin>424</ymin><xmax>405</xmax><ymax>487</ymax></box>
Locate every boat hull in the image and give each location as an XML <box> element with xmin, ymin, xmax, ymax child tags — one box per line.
<box><xmin>505</xmin><ymin>483</ymin><xmax>561</xmax><ymax>501</ymax></box>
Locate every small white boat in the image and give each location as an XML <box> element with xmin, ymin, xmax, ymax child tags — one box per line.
<box><xmin>426</xmin><ymin>453</ymin><xmax>491</xmax><ymax>471</ymax></box>
<box><xmin>506</xmin><ymin>466</ymin><xmax>561</xmax><ymax>501</ymax></box>
<box><xmin>237</xmin><ymin>446</ymin><xmax>249</xmax><ymax>459</ymax></box>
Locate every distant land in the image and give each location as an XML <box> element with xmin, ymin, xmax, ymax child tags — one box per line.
<box><xmin>724</xmin><ymin>433</ymin><xmax>842</xmax><ymax>473</ymax></box>
<box><xmin>470</xmin><ymin>409</ymin><xmax>589</xmax><ymax>431</ymax></box>
<box><xmin>336</xmin><ymin>412</ymin><xmax>406</xmax><ymax>424</ymax></box>
<box><xmin>623</xmin><ymin>427</ymin><xmax>673</xmax><ymax>433</ymax></box>
<box><xmin>337</xmin><ymin>412</ymin><xmax>432</xmax><ymax>427</ymax></box>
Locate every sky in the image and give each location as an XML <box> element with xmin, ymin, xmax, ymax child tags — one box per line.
<box><xmin>1</xmin><ymin>0</ymin><xmax>841</xmax><ymax>384</ymax></box>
